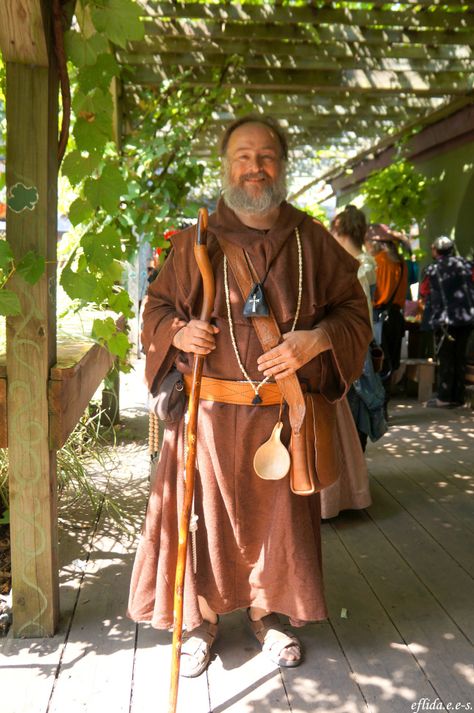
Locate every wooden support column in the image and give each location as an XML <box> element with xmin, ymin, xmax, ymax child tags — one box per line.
<box><xmin>3</xmin><ymin>10</ymin><xmax>59</xmax><ymax>633</ymax></box>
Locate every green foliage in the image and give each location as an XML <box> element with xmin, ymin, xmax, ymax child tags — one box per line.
<box><xmin>301</xmin><ymin>201</ymin><xmax>329</xmax><ymax>227</ymax></box>
<box><xmin>0</xmin><ymin>2</ymin><xmax>237</xmax><ymax>343</ymax></box>
<box><xmin>361</xmin><ymin>159</ymin><xmax>432</xmax><ymax>233</ymax></box>
<box><xmin>16</xmin><ymin>251</ymin><xmax>45</xmax><ymax>285</ymax></box>
<box><xmin>59</xmin><ymin>2</ymin><xmax>238</xmax><ymax>362</ymax></box>
<box><xmin>0</xmin><ymin>403</ymin><xmax>134</xmax><ymax>532</ymax></box>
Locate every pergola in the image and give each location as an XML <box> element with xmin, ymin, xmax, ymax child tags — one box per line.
<box><xmin>120</xmin><ymin>2</ymin><xmax>474</xmax><ymax>159</ymax></box>
<box><xmin>0</xmin><ymin>0</ymin><xmax>473</xmax><ymax>638</ymax></box>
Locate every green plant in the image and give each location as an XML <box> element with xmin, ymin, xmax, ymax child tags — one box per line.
<box><xmin>361</xmin><ymin>158</ymin><xmax>432</xmax><ymax>234</ymax></box>
<box><xmin>300</xmin><ymin>200</ymin><xmax>329</xmax><ymax>227</ymax></box>
<box><xmin>0</xmin><ymin>2</ymin><xmax>239</xmax><ymax>363</ymax></box>
<box><xmin>0</xmin><ymin>402</ymin><xmax>133</xmax><ymax>531</ymax></box>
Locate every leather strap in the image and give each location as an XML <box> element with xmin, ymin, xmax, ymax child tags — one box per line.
<box><xmin>219</xmin><ymin>237</ymin><xmax>306</xmax><ymax>434</ymax></box>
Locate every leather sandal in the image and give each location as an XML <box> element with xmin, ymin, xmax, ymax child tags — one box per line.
<box><xmin>180</xmin><ymin>619</ymin><xmax>219</xmax><ymax>678</ymax></box>
<box><xmin>247</xmin><ymin>610</ymin><xmax>303</xmax><ymax>668</ymax></box>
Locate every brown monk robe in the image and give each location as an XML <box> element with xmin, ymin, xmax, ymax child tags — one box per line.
<box><xmin>128</xmin><ymin>197</ymin><xmax>372</xmax><ymax>634</ymax></box>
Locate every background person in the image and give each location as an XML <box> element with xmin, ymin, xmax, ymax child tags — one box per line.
<box><xmin>366</xmin><ymin>224</ymin><xmax>409</xmax><ymax>418</ymax></box>
<box><xmin>320</xmin><ymin>205</ymin><xmax>387</xmax><ymax>519</ymax></box>
<box><xmin>420</xmin><ymin>236</ymin><xmax>474</xmax><ymax>407</ymax></box>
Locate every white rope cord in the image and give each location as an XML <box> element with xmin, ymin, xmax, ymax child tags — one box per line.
<box><xmin>223</xmin><ymin>227</ymin><xmax>303</xmax><ymax>401</ymax></box>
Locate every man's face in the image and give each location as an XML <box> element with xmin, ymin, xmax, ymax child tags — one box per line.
<box><xmin>221</xmin><ymin>122</ymin><xmax>287</xmax><ymax>215</ymax></box>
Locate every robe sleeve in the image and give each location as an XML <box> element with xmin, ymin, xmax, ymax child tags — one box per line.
<box><xmin>141</xmin><ymin>248</ymin><xmax>188</xmax><ymax>395</ymax></box>
<box><xmin>314</xmin><ymin>274</ymin><xmax>373</xmax><ymax>402</ymax></box>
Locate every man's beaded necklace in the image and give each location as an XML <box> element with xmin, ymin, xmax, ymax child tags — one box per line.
<box><xmin>223</xmin><ymin>227</ymin><xmax>303</xmax><ymax>404</ymax></box>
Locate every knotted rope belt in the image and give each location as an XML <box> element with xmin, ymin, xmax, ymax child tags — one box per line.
<box><xmin>183</xmin><ymin>373</ymin><xmax>282</xmax><ymax>406</ymax></box>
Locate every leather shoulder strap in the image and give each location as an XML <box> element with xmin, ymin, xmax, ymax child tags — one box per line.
<box><xmin>219</xmin><ymin>236</ymin><xmax>306</xmax><ymax>433</ymax></box>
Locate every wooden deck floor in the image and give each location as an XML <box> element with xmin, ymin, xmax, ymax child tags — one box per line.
<box><xmin>1</xmin><ymin>394</ymin><xmax>473</xmax><ymax>713</ymax></box>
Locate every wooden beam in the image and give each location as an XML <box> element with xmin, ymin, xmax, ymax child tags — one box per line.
<box><xmin>331</xmin><ymin>101</ymin><xmax>474</xmax><ymax>193</ymax></box>
<box><xmin>119</xmin><ymin>50</ymin><xmax>473</xmax><ymax>74</ymax></box>
<box><xmin>123</xmin><ymin>87</ymin><xmax>444</xmax><ymax>114</ymax></box>
<box><xmin>128</xmin><ymin>65</ymin><xmax>472</xmax><ymax>95</ymax></box>
<box><xmin>146</xmin><ymin>3</ymin><xmax>474</xmax><ymax>30</ymax></box>
<box><xmin>0</xmin><ymin>0</ymin><xmax>49</xmax><ymax>66</ymax></box>
<box><xmin>6</xmin><ymin>56</ymin><xmax>59</xmax><ymax>637</ymax></box>
<box><xmin>144</xmin><ymin>18</ymin><xmax>474</xmax><ymax>47</ymax></box>
<box><xmin>48</xmin><ymin>342</ymin><xmax>116</xmax><ymax>450</ymax></box>
<box><xmin>129</xmin><ymin>37</ymin><xmax>474</xmax><ymax>62</ymax></box>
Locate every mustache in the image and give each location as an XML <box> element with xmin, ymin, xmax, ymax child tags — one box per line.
<box><xmin>240</xmin><ymin>171</ymin><xmax>269</xmax><ymax>181</ymax></box>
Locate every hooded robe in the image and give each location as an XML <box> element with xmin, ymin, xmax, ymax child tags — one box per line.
<box><xmin>128</xmin><ymin>200</ymin><xmax>372</xmax><ymax>631</ymax></box>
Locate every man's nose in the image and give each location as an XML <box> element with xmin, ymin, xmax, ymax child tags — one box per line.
<box><xmin>247</xmin><ymin>155</ymin><xmax>264</xmax><ymax>171</ymax></box>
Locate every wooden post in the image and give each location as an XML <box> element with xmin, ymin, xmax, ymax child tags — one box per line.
<box><xmin>3</xmin><ymin>4</ymin><xmax>59</xmax><ymax>635</ymax></box>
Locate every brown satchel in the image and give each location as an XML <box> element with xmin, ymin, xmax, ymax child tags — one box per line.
<box><xmin>219</xmin><ymin>237</ymin><xmax>338</xmax><ymax>495</ymax></box>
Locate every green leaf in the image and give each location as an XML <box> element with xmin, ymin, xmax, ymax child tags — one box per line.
<box><xmin>0</xmin><ymin>289</ymin><xmax>21</xmax><ymax>316</ymax></box>
<box><xmin>61</xmin><ymin>149</ymin><xmax>102</xmax><ymax>185</ymax></box>
<box><xmin>0</xmin><ymin>240</ymin><xmax>14</xmax><ymax>271</ymax></box>
<box><xmin>104</xmin><ymin>259</ymin><xmax>124</xmax><ymax>283</ymax></box>
<box><xmin>64</xmin><ymin>30</ymin><xmax>109</xmax><ymax>68</ymax></box>
<box><xmin>72</xmin><ymin>88</ymin><xmax>113</xmax><ymax>121</ymax></box>
<box><xmin>92</xmin><ymin>316</ymin><xmax>116</xmax><ymax>342</ymax></box>
<box><xmin>60</xmin><ymin>263</ymin><xmax>99</xmax><ymax>301</ymax></box>
<box><xmin>0</xmin><ymin>508</ymin><xmax>9</xmax><ymax>525</ymax></box>
<box><xmin>16</xmin><ymin>251</ymin><xmax>45</xmax><ymax>285</ymax></box>
<box><xmin>91</xmin><ymin>0</ymin><xmax>144</xmax><ymax>49</ymax></box>
<box><xmin>77</xmin><ymin>53</ymin><xmax>120</xmax><ymax>93</ymax></box>
<box><xmin>83</xmin><ymin>164</ymin><xmax>128</xmax><ymax>214</ymax></box>
<box><xmin>108</xmin><ymin>289</ymin><xmax>134</xmax><ymax>318</ymax></box>
<box><xmin>81</xmin><ymin>225</ymin><xmax>122</xmax><ymax>270</ymax></box>
<box><xmin>69</xmin><ymin>197</ymin><xmax>94</xmax><ymax>227</ymax></box>
<box><xmin>107</xmin><ymin>331</ymin><xmax>130</xmax><ymax>359</ymax></box>
<box><xmin>74</xmin><ymin>115</ymin><xmax>111</xmax><ymax>153</ymax></box>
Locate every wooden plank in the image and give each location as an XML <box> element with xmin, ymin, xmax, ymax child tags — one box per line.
<box><xmin>332</xmin><ymin>510</ymin><xmax>474</xmax><ymax>704</ymax></box>
<box><xmin>368</xmin><ymin>468</ymin><xmax>474</xmax><ymax>575</ymax></box>
<box><xmin>144</xmin><ymin>18</ymin><xmax>474</xmax><ymax>47</ymax></box>
<box><xmin>207</xmin><ymin>611</ymin><xmax>290</xmax><ymax>712</ymax></box>
<box><xmin>120</xmin><ymin>50</ymin><xmax>473</xmax><ymax>75</ymax></box>
<box><xmin>131</xmin><ymin>64</ymin><xmax>474</xmax><ymax>94</ymax></box>
<box><xmin>0</xmin><ymin>501</ymin><xmax>103</xmax><ymax>713</ymax></box>
<box><xmin>48</xmin><ymin>342</ymin><xmax>115</xmax><ymax>449</ymax></box>
<box><xmin>367</xmin><ymin>479</ymin><xmax>474</xmax><ymax>643</ymax></box>
<box><xmin>47</xmin><ymin>452</ymin><xmax>150</xmax><ymax>712</ymax></box>
<box><xmin>131</xmin><ymin>623</ymin><xmax>211</xmax><ymax>713</ymax></box>
<box><xmin>0</xmin><ymin>377</ymin><xmax>7</xmax><ymax>448</ymax></box>
<box><xmin>147</xmin><ymin>3</ymin><xmax>474</xmax><ymax>30</ymax></box>
<box><xmin>6</xmin><ymin>56</ymin><xmax>59</xmax><ymax>637</ymax></box>
<box><xmin>129</xmin><ymin>37</ymin><xmax>474</xmax><ymax>62</ymax></box>
<box><xmin>0</xmin><ymin>0</ymin><xmax>49</xmax><ymax>65</ymax></box>
<box><xmin>313</xmin><ymin>523</ymin><xmax>437</xmax><ymax>711</ymax></box>
<box><xmin>331</xmin><ymin>101</ymin><xmax>474</xmax><ymax>192</ymax></box>
<box><xmin>281</xmin><ymin>619</ymin><xmax>370</xmax><ymax>712</ymax></box>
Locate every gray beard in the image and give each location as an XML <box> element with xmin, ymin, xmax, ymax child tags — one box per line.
<box><xmin>221</xmin><ymin>163</ymin><xmax>287</xmax><ymax>215</ymax></box>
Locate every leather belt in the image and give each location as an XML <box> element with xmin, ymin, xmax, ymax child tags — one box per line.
<box><xmin>183</xmin><ymin>374</ymin><xmax>282</xmax><ymax>406</ymax></box>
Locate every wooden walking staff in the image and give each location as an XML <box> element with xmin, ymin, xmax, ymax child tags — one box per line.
<box><xmin>168</xmin><ymin>207</ymin><xmax>215</xmax><ymax>713</ymax></box>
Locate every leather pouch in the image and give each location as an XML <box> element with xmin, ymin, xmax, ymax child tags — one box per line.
<box><xmin>149</xmin><ymin>367</ymin><xmax>186</xmax><ymax>423</ymax></box>
<box><xmin>290</xmin><ymin>393</ymin><xmax>338</xmax><ymax>495</ymax></box>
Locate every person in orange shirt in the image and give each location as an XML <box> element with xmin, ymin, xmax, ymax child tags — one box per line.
<box><xmin>365</xmin><ymin>224</ymin><xmax>409</xmax><ymax>416</ymax></box>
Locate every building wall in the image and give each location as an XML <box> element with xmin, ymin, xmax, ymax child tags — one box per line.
<box><xmin>416</xmin><ymin>142</ymin><xmax>474</xmax><ymax>258</ymax></box>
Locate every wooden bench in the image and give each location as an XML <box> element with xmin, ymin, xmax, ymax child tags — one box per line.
<box><xmin>0</xmin><ymin>338</ymin><xmax>117</xmax><ymax>449</ymax></box>
<box><xmin>393</xmin><ymin>358</ymin><xmax>437</xmax><ymax>402</ymax></box>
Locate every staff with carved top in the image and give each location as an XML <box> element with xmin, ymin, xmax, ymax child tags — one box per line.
<box><xmin>168</xmin><ymin>207</ymin><xmax>215</xmax><ymax>713</ymax></box>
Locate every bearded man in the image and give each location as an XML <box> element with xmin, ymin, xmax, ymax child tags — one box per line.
<box><xmin>128</xmin><ymin>116</ymin><xmax>372</xmax><ymax>676</ymax></box>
